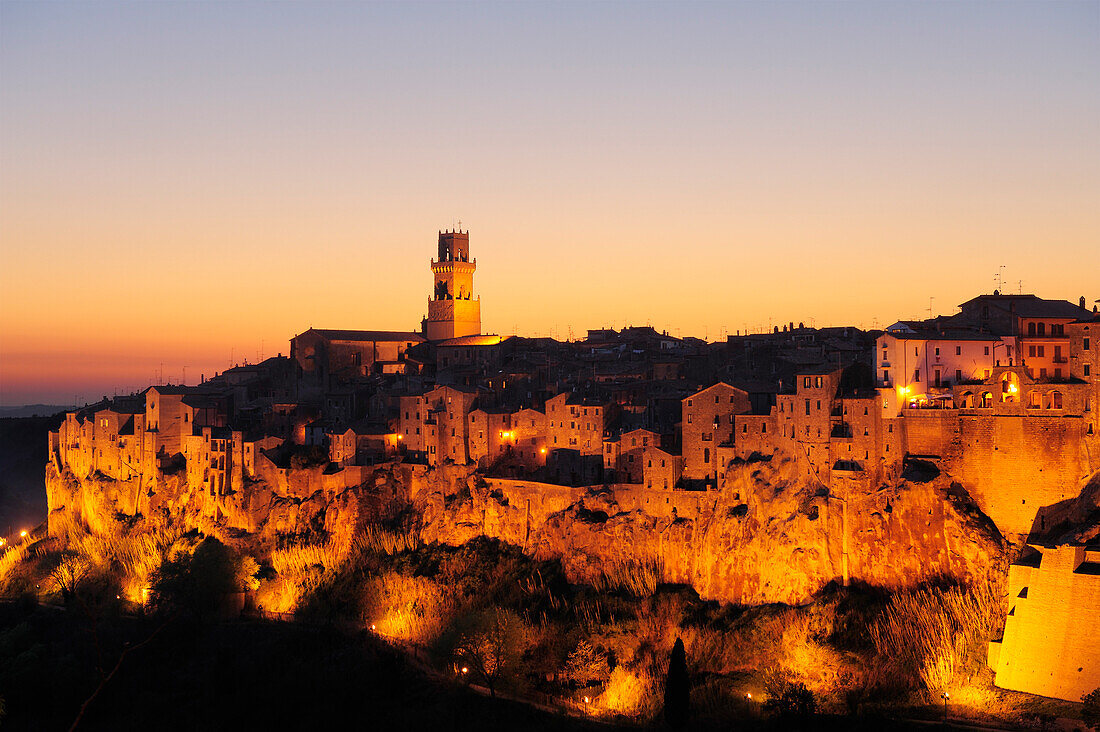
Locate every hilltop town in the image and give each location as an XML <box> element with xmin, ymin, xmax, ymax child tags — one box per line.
<box><xmin>44</xmin><ymin>231</ymin><xmax>1100</xmax><ymax>704</ymax></box>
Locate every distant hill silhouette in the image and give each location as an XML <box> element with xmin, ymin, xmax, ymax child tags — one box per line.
<box><xmin>0</xmin><ymin>414</ymin><xmax>62</xmax><ymax>533</ymax></box>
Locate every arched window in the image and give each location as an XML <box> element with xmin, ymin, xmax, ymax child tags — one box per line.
<box><xmin>980</xmin><ymin>392</ymin><xmax>993</xmax><ymax>408</ymax></box>
<box><xmin>1027</xmin><ymin>322</ymin><xmax>1036</xmax><ymax>336</ymax></box>
<box><xmin>1037</xmin><ymin>322</ymin><xmax>1046</xmax><ymax>336</ymax></box>
<box><xmin>1046</xmin><ymin>391</ymin><xmax>1063</xmax><ymax>409</ymax></box>
<box><xmin>1028</xmin><ymin>391</ymin><xmax>1041</xmax><ymax>409</ymax></box>
<box><xmin>961</xmin><ymin>391</ymin><xmax>974</xmax><ymax>408</ymax></box>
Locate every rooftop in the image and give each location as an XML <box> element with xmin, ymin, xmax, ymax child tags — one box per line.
<box><xmin>296</xmin><ymin>328</ymin><xmax>425</xmax><ymax>343</ymax></box>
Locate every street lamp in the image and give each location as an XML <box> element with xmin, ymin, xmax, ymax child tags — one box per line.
<box><xmin>941</xmin><ymin>691</ymin><xmax>949</xmax><ymax>724</ymax></box>
<box><xmin>583</xmin><ymin>696</ymin><xmax>589</xmax><ymax>716</ymax></box>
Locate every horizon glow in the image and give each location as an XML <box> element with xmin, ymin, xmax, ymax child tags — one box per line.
<box><xmin>2</xmin><ymin>1</ymin><xmax>1098</xmax><ymax>405</ymax></box>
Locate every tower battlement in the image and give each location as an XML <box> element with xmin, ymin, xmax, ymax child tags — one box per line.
<box><xmin>437</xmin><ymin>230</ymin><xmax>470</xmax><ymax>262</ymax></box>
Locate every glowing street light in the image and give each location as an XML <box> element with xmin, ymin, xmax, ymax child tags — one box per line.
<box><xmin>583</xmin><ymin>696</ymin><xmax>590</xmax><ymax>716</ymax></box>
<box><xmin>461</xmin><ymin>666</ymin><xmax>468</xmax><ymax>674</ymax></box>
<box><xmin>19</xmin><ymin>530</ymin><xmax>28</xmax><ymax>538</ymax></box>
<box><xmin>941</xmin><ymin>691</ymin><xmax>950</xmax><ymax>723</ymax></box>
<box><xmin>370</xmin><ymin>623</ymin><xmax>376</xmax><ymax>631</ymax></box>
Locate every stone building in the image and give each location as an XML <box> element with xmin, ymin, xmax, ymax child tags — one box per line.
<box><xmin>291</xmin><ymin>328</ymin><xmax>424</xmax><ymax>396</ymax></box>
<box><xmin>877</xmin><ymin>327</ymin><xmax>1014</xmax><ymax>397</ymax></box>
<box><xmin>681</xmin><ymin>382</ymin><xmax>752</xmax><ymax>486</ymax></box>
<box><xmin>603</xmin><ymin>428</ymin><xmax>660</xmax><ymax>483</ymax></box>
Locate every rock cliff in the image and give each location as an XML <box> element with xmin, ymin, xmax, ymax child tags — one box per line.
<box><xmin>47</xmin><ymin>450</ymin><xmax>1015</xmax><ymax>606</ymax></box>
<box><xmin>417</xmin><ymin>453</ymin><xmax>1010</xmax><ymax>605</ymax></box>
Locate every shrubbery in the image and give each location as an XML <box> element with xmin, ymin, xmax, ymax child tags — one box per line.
<box><xmin>150</xmin><ymin>537</ymin><xmax>258</xmax><ymax>620</ymax></box>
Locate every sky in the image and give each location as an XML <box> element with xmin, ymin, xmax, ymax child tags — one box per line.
<box><xmin>1</xmin><ymin>1</ymin><xmax>1098</xmax><ymax>406</ymax></box>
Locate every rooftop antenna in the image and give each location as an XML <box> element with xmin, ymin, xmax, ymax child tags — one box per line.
<box><xmin>928</xmin><ymin>297</ymin><xmax>935</xmax><ymax>319</ymax></box>
<box><xmin>1017</xmin><ymin>280</ymin><xmax>1023</xmax><ymax>295</ymax></box>
<box><xmin>995</xmin><ymin>265</ymin><xmax>1005</xmax><ymax>292</ymax></box>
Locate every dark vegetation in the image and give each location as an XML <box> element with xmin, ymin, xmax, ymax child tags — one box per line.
<box><xmin>3</xmin><ymin>528</ymin><xmax>1083</xmax><ymax>730</ymax></box>
<box><xmin>0</xmin><ymin>599</ymin><xmax>608</xmax><ymax>731</ymax></box>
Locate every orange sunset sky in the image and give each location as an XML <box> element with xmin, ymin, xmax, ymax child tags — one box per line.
<box><xmin>1</xmin><ymin>1</ymin><xmax>1098</xmax><ymax>406</ymax></box>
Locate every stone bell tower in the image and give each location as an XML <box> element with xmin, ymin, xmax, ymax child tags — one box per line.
<box><xmin>422</xmin><ymin>229</ymin><xmax>481</xmax><ymax>341</ymax></box>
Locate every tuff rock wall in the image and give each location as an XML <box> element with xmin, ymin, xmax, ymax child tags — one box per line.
<box><xmin>47</xmin><ymin>447</ymin><xmax>1012</xmax><ymax>606</ymax></box>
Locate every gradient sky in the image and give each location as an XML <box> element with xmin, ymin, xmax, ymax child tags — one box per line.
<box><xmin>1</xmin><ymin>1</ymin><xmax>1098</xmax><ymax>405</ymax></box>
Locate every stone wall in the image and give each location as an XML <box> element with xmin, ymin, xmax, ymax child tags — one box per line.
<box><xmin>990</xmin><ymin>544</ymin><xmax>1100</xmax><ymax>702</ymax></box>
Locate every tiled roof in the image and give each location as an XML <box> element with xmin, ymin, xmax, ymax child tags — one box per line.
<box><xmin>298</xmin><ymin>328</ymin><xmax>425</xmax><ymax>343</ymax></box>
<box><xmin>436</xmin><ymin>334</ymin><xmax>507</xmax><ymax>347</ymax></box>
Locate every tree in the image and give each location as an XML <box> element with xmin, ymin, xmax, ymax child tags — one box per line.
<box><xmin>451</xmin><ymin>608</ymin><xmax>529</xmax><ymax>698</ymax></box>
<box><xmin>48</xmin><ymin>551</ymin><xmax>90</xmax><ymax>606</ymax></box>
<box><xmin>565</xmin><ymin>640</ymin><xmax>610</xmax><ymax>687</ymax></box>
<box><xmin>1083</xmin><ymin>688</ymin><xmax>1100</xmax><ymax>726</ymax></box>
<box><xmin>663</xmin><ymin>637</ymin><xmax>689</xmax><ymax>729</ymax></box>
<box><xmin>150</xmin><ymin>537</ymin><xmax>255</xmax><ymax>621</ymax></box>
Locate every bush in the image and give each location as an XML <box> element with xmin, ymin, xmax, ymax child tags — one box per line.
<box><xmin>362</xmin><ymin>572</ymin><xmax>452</xmax><ymax>644</ymax></box>
<box><xmin>764</xmin><ymin>679</ymin><xmax>816</xmax><ymax>718</ymax></box>
<box><xmin>289</xmin><ymin>445</ymin><xmax>328</xmax><ymax>470</ymax></box>
<box><xmin>601</xmin><ymin>665</ymin><xmax>657</xmax><ymax>716</ymax></box>
<box><xmin>868</xmin><ymin>580</ymin><xmax>999</xmax><ymax>692</ymax></box>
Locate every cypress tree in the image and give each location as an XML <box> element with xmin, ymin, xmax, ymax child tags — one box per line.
<box><xmin>663</xmin><ymin>637</ymin><xmax>689</xmax><ymax>729</ymax></box>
